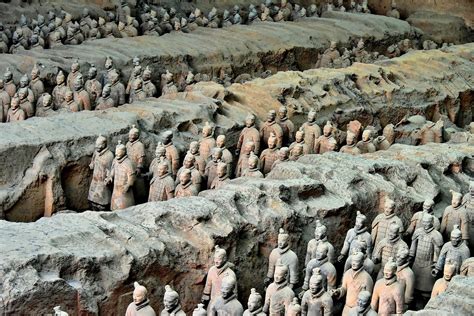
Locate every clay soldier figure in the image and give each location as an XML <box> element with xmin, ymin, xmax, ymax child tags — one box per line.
<box><xmin>109</xmin><ymin>70</ymin><xmax>126</xmax><ymax>106</ymax></box>
<box><xmin>441</xmin><ymin>190</ymin><xmax>469</xmax><ymax>242</ymax></box>
<box><xmin>18</xmin><ymin>74</ymin><xmax>35</xmax><ymax>104</ymax></box>
<box><xmin>148</xmin><ymin>162</ymin><xmax>174</xmax><ymax>202</ymax></box>
<box><xmin>260</xmin><ymin>110</ymin><xmax>284</xmax><ymax>149</ymax></box>
<box><xmin>395</xmin><ymin>247</ymin><xmax>415</xmax><ymax>311</ymax></box>
<box><xmin>405</xmin><ymin>199</ymin><xmax>441</xmax><ymax>236</ymax></box>
<box><xmin>206</xmin><ymin>148</ymin><xmax>223</xmax><ymax>188</ymax></box>
<box><xmin>202</xmin><ymin>246</ymin><xmax>237</xmax><ymax>311</ymax></box>
<box><xmin>266</xmin><ymin>228</ymin><xmax>299</xmax><ymax>289</ymax></box>
<box><xmin>200</xmin><ymin>122</ymin><xmax>216</xmax><ymax>161</ymax></box>
<box><xmin>85</xmin><ymin>64</ymin><xmax>102</xmax><ymax>107</ymax></box>
<box><xmin>314</xmin><ymin>122</ymin><xmax>338</xmax><ymax>154</ymax></box>
<box><xmin>348</xmin><ymin>289</ymin><xmax>377</xmax><ymax>316</ymax></box>
<box><xmin>101</xmin><ymin>56</ymin><xmax>115</xmax><ymax>86</ymax></box>
<box><xmin>432</xmin><ymin>225</ymin><xmax>470</xmax><ymax>276</ymax></box>
<box><xmin>331</xmin><ymin>252</ymin><xmax>373</xmax><ymax>316</ymax></box>
<box><xmin>289</xmin><ymin>144</ymin><xmax>304</xmax><ymax>161</ymax></box>
<box><xmin>277</xmin><ymin>106</ymin><xmax>295</xmax><ymax>146</ymax></box>
<box><xmin>306</xmin><ymin>220</ymin><xmax>336</xmax><ymax>265</ymax></box>
<box><xmin>193</xmin><ymin>304</ymin><xmax>207</xmax><ymax>316</ymax></box>
<box><xmin>175</xmin><ymin>169</ymin><xmax>198</xmax><ymax>198</ymax></box>
<box><xmin>142</xmin><ymin>67</ymin><xmax>157</xmax><ymax>98</ymax></box>
<box><xmin>343</xmin><ymin>237</ymin><xmax>375</xmax><ymax>276</ymax></box>
<box><xmin>73</xmin><ymin>75</ymin><xmax>92</xmax><ymax>111</ymax></box>
<box><xmin>318</xmin><ymin>41</ymin><xmax>340</xmax><ymax>68</ymax></box>
<box><xmin>236</xmin><ymin>141</ymin><xmax>255</xmax><ymax>178</ymax></box>
<box><xmin>176</xmin><ymin>154</ymin><xmax>202</xmax><ymax>191</ymax></box>
<box><xmin>210</xmin><ymin>275</ymin><xmax>244</xmax><ymax>315</ymax></box>
<box><xmin>35</xmin><ymin>94</ymin><xmax>55</xmax><ymax>117</ymax></box>
<box><xmin>301</xmin><ymin>268</ymin><xmax>334</xmax><ymax>316</ymax></box>
<box><xmin>215</xmin><ymin>135</ymin><xmax>233</xmax><ymax>176</ymax></box>
<box><xmin>431</xmin><ymin>258</ymin><xmax>457</xmax><ymax>298</ymax></box>
<box><xmin>211</xmin><ymin>162</ymin><xmax>230</xmax><ymax>189</ymax></box>
<box><xmin>125</xmin><ymin>282</ymin><xmax>157</xmax><ymax>316</ymax></box>
<box><xmin>287</xmin><ymin>298</ymin><xmax>301</xmax><ymax>316</ymax></box>
<box><xmin>18</xmin><ymin>88</ymin><xmax>35</xmax><ymax>118</ymax></box>
<box><xmin>289</xmin><ymin>129</ymin><xmax>310</xmax><ymax>155</ymax></box>
<box><xmin>163</xmin><ymin>131</ymin><xmax>180</xmax><ymax>176</ymax></box>
<box><xmin>96</xmin><ymin>84</ymin><xmax>115</xmax><ymax>110</ymax></box>
<box><xmin>260</xmin><ymin>133</ymin><xmax>280</xmax><ymax>175</ymax></box>
<box><xmin>386</xmin><ymin>1</ymin><xmax>400</xmax><ymax>19</ymax></box>
<box><xmin>271</xmin><ymin>147</ymin><xmax>290</xmax><ymax>169</ymax></box>
<box><xmin>161</xmin><ymin>285</ymin><xmax>185</xmax><ymax>316</ymax></box>
<box><xmin>341</xmin><ymin>132</ymin><xmax>362</xmax><ymax>155</ymax></box>
<box><xmin>6</xmin><ymin>97</ymin><xmax>26</xmax><ymax>122</ymax></box>
<box><xmin>237</xmin><ymin>114</ymin><xmax>261</xmax><ymax>156</ymax></box>
<box><xmin>88</xmin><ymin>135</ymin><xmax>114</xmax><ymax>211</ymax></box>
<box><xmin>105</xmin><ymin>141</ymin><xmax>135</xmax><ymax>211</ymax></box>
<box><xmin>460</xmin><ymin>257</ymin><xmax>474</xmax><ymax>276</ymax></box>
<box><xmin>188</xmin><ymin>141</ymin><xmax>206</xmax><ymax>176</ymax></box>
<box><xmin>352</xmin><ymin>39</ymin><xmax>369</xmax><ymax>63</ymax></box>
<box><xmin>127</xmin><ymin>61</ymin><xmax>142</xmax><ymax>98</ymax></box>
<box><xmin>63</xmin><ymin>89</ymin><xmax>81</xmax><ymax>112</ymax></box>
<box><xmin>303</xmin><ymin>243</ymin><xmax>337</xmax><ymax>291</ymax></box>
<box><xmin>67</xmin><ymin>60</ymin><xmax>82</xmax><ymax>90</ymax></box>
<box><xmin>52</xmin><ymin>71</ymin><xmax>67</xmax><ymax>109</ymax></box>
<box><xmin>264</xmin><ymin>260</ymin><xmax>296</xmax><ymax>315</ymax></box>
<box><xmin>0</xmin><ymin>79</ymin><xmax>11</xmax><ymax>122</ymax></box>
<box><xmin>371</xmin><ymin>198</ymin><xmax>404</xmax><ymax>248</ymax></box>
<box><xmin>30</xmin><ymin>64</ymin><xmax>44</xmax><ymax>102</ymax></box>
<box><xmin>371</xmin><ymin>258</ymin><xmax>404</xmax><ymax>315</ymax></box>
<box><xmin>161</xmin><ymin>71</ymin><xmax>178</xmax><ymax>96</ymax></box>
<box><xmin>126</xmin><ymin>125</ymin><xmax>147</xmax><ymax>202</ymax></box>
<box><xmin>356</xmin><ymin>130</ymin><xmax>376</xmax><ymax>154</ymax></box>
<box><xmin>373</xmin><ymin>222</ymin><xmax>408</xmax><ymax>279</ymax></box>
<box><xmin>129</xmin><ymin>79</ymin><xmax>147</xmax><ymax>103</ymax></box>
<box><xmin>338</xmin><ymin>211</ymin><xmax>373</xmax><ymax>263</ymax></box>
<box><xmin>4</xmin><ymin>68</ymin><xmax>17</xmax><ymax>98</ymax></box>
<box><xmin>243</xmin><ymin>153</ymin><xmax>264</xmax><ymax>178</ymax></box>
<box><xmin>244</xmin><ymin>288</ymin><xmax>266</xmax><ymax>316</ymax></box>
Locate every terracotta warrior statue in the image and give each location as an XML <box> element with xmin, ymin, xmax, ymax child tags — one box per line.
<box><xmin>431</xmin><ymin>258</ymin><xmax>457</xmax><ymax>298</ymax></box>
<box><xmin>356</xmin><ymin>130</ymin><xmax>376</xmax><ymax>154</ymax></box>
<box><xmin>348</xmin><ymin>289</ymin><xmax>377</xmax><ymax>316</ymax></box>
<box><xmin>188</xmin><ymin>141</ymin><xmax>206</xmax><ymax>176</ymax></box>
<box><xmin>85</xmin><ymin>64</ymin><xmax>102</xmax><ymax>106</ymax></box>
<box><xmin>210</xmin><ymin>275</ymin><xmax>243</xmax><ymax>315</ymax></box>
<box><xmin>6</xmin><ymin>96</ymin><xmax>26</xmax><ymax>122</ymax></box>
<box><xmin>343</xmin><ymin>236</ymin><xmax>375</xmax><ymax>276</ymax></box>
<box><xmin>129</xmin><ymin>78</ymin><xmax>146</xmax><ymax>103</ymax></box>
<box><xmin>18</xmin><ymin>87</ymin><xmax>34</xmax><ymax>118</ymax></box>
<box><xmin>314</xmin><ymin>121</ymin><xmax>338</xmax><ymax>154</ymax></box>
<box><xmin>0</xmin><ymin>79</ymin><xmax>10</xmax><ymax>122</ymax></box>
<box><xmin>96</xmin><ymin>84</ymin><xmax>115</xmax><ymax>110</ymax></box>
<box><xmin>395</xmin><ymin>247</ymin><xmax>414</xmax><ymax>311</ymax></box>
<box><xmin>109</xmin><ymin>70</ymin><xmax>126</xmax><ymax>106</ymax></box>
<box><xmin>35</xmin><ymin>93</ymin><xmax>56</xmax><ymax>117</ymax></box>
<box><xmin>331</xmin><ymin>252</ymin><xmax>373</xmax><ymax>316</ymax></box>
<box><xmin>432</xmin><ymin>225</ymin><xmax>470</xmax><ymax>276</ymax></box>
<box><xmin>148</xmin><ymin>162</ymin><xmax>174</xmax><ymax>202</ymax></box>
<box><xmin>289</xmin><ymin>144</ymin><xmax>304</xmax><ymax>161</ymax></box>
<box><xmin>265</xmin><ymin>228</ymin><xmax>299</xmax><ymax>289</ymax></box>
<box><xmin>260</xmin><ymin>133</ymin><xmax>279</xmax><ymax>175</ymax></box>
<box><xmin>260</xmin><ymin>110</ymin><xmax>283</xmax><ymax>149</ymax></box>
<box><xmin>318</xmin><ymin>41</ymin><xmax>341</xmax><ymax>68</ymax></box>
<box><xmin>30</xmin><ymin>64</ymin><xmax>44</xmax><ymax>102</ymax></box>
<box><xmin>244</xmin><ymin>288</ymin><xmax>265</xmax><ymax>316</ymax></box>
<box><xmin>287</xmin><ymin>298</ymin><xmax>301</xmax><ymax>316</ymax></box>
<box><xmin>174</xmin><ymin>169</ymin><xmax>198</xmax><ymax>198</ymax></box>
<box><xmin>142</xmin><ymin>66</ymin><xmax>157</xmax><ymax>98</ymax></box>
<box><xmin>236</xmin><ymin>114</ymin><xmax>261</xmax><ymax>157</ymax></box>
<box><xmin>373</xmin><ymin>221</ymin><xmax>408</xmax><ymax>278</ymax></box>
<box><xmin>277</xmin><ymin>106</ymin><xmax>295</xmax><ymax>146</ymax></box>
<box><xmin>126</xmin><ymin>125</ymin><xmax>147</xmax><ymax>203</ymax></box>
<box><xmin>176</xmin><ymin>154</ymin><xmax>202</xmax><ymax>191</ymax></box>
<box><xmin>405</xmin><ymin>199</ymin><xmax>440</xmax><ymax>236</ymax></box>
<box><xmin>371</xmin><ymin>198</ymin><xmax>404</xmax><ymax>248</ymax></box>
<box><xmin>88</xmin><ymin>135</ymin><xmax>114</xmax><ymax>211</ymax></box>
<box><xmin>339</xmin><ymin>211</ymin><xmax>373</xmax><ymax>264</ymax></box>
<box><xmin>162</xmin><ymin>131</ymin><xmax>180</xmax><ymax>176</ymax></box>
<box><xmin>289</xmin><ymin>129</ymin><xmax>310</xmax><ymax>155</ymax></box>
<box><xmin>460</xmin><ymin>257</ymin><xmax>474</xmax><ymax>276</ymax></box>
<box><xmin>73</xmin><ymin>75</ymin><xmax>92</xmax><ymax>111</ymax></box>
<box><xmin>52</xmin><ymin>70</ymin><xmax>67</xmax><ymax>108</ymax></box>
<box><xmin>340</xmin><ymin>132</ymin><xmax>361</xmax><ymax>155</ymax></box>
<box><xmin>202</xmin><ymin>246</ymin><xmax>237</xmax><ymax>311</ymax></box>
<box><xmin>192</xmin><ymin>304</ymin><xmax>207</xmax><ymax>316</ymax></box>
<box><xmin>371</xmin><ymin>258</ymin><xmax>404</xmax><ymax>315</ymax></box>
<box><xmin>441</xmin><ymin>190</ymin><xmax>469</xmax><ymax>243</ymax></box>
<box><xmin>303</xmin><ymin>243</ymin><xmax>337</xmax><ymax>292</ymax></box>
<box><xmin>236</xmin><ymin>141</ymin><xmax>255</xmax><ymax>178</ymax></box>
<box><xmin>206</xmin><ymin>148</ymin><xmax>223</xmax><ymax>188</ymax></box>
<box><xmin>242</xmin><ymin>153</ymin><xmax>264</xmax><ymax>178</ymax></box>
<box><xmin>67</xmin><ymin>59</ymin><xmax>82</xmax><ymax>90</ymax></box>
<box><xmin>301</xmin><ymin>268</ymin><xmax>334</xmax><ymax>316</ymax></box>
<box><xmin>264</xmin><ymin>260</ymin><xmax>296</xmax><ymax>315</ymax></box>
<box><xmin>306</xmin><ymin>220</ymin><xmax>336</xmax><ymax>265</ymax></box>
<box><xmin>4</xmin><ymin>68</ymin><xmax>17</xmax><ymax>97</ymax></box>
<box><xmin>105</xmin><ymin>141</ymin><xmax>136</xmax><ymax>210</ymax></box>
<box><xmin>271</xmin><ymin>147</ymin><xmax>290</xmax><ymax>169</ymax></box>
<box><xmin>126</xmin><ymin>282</ymin><xmax>156</xmax><ymax>316</ymax></box>
<box><xmin>161</xmin><ymin>285</ymin><xmax>185</xmax><ymax>316</ymax></box>
<box><xmin>199</xmin><ymin>122</ymin><xmax>216</xmax><ymax>161</ymax></box>
<box><xmin>215</xmin><ymin>135</ymin><xmax>233</xmax><ymax>176</ymax></box>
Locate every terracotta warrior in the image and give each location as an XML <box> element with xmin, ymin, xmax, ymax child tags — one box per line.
<box><xmin>432</xmin><ymin>225</ymin><xmax>470</xmax><ymax>276</ymax></box>
<box><xmin>303</xmin><ymin>243</ymin><xmax>337</xmax><ymax>291</ymax></box>
<box><xmin>277</xmin><ymin>106</ymin><xmax>295</xmax><ymax>146</ymax></box>
<box><xmin>289</xmin><ymin>144</ymin><xmax>304</xmax><ymax>161</ymax></box>
<box><xmin>395</xmin><ymin>247</ymin><xmax>414</xmax><ymax>311</ymax></box>
<box><xmin>193</xmin><ymin>304</ymin><xmax>207</xmax><ymax>316</ymax></box>
<box><xmin>348</xmin><ymin>289</ymin><xmax>377</xmax><ymax>316</ymax></box>
<box><xmin>264</xmin><ymin>260</ymin><xmax>296</xmax><ymax>315</ymax></box>
<box><xmin>200</xmin><ymin>122</ymin><xmax>216</xmax><ymax>161</ymax></box>
<box><xmin>441</xmin><ymin>190</ymin><xmax>469</xmax><ymax>243</ymax></box>
<box><xmin>161</xmin><ymin>285</ymin><xmax>185</xmax><ymax>316</ymax></box>
<box><xmin>18</xmin><ymin>74</ymin><xmax>35</xmax><ymax>104</ymax></box>
<box><xmin>271</xmin><ymin>147</ymin><xmax>290</xmax><ymax>169</ymax></box>
<box><xmin>176</xmin><ymin>154</ymin><xmax>202</xmax><ymax>191</ymax></box>
<box><xmin>339</xmin><ymin>211</ymin><xmax>373</xmax><ymax>263</ymax></box>
<box><xmin>260</xmin><ymin>133</ymin><xmax>279</xmax><ymax>175</ymax></box>
<box><xmin>210</xmin><ymin>275</ymin><xmax>243</xmax><ymax>315</ymax></box>
<box><xmin>236</xmin><ymin>141</ymin><xmax>255</xmax><ymax>178</ymax></box>
<box><xmin>289</xmin><ymin>129</ymin><xmax>310</xmax><ymax>156</ymax></box>
<box><xmin>142</xmin><ymin>66</ymin><xmax>157</xmax><ymax>98</ymax></box>
<box><xmin>265</xmin><ymin>228</ymin><xmax>299</xmax><ymax>289</ymax></box>
<box><xmin>237</xmin><ymin>114</ymin><xmax>261</xmax><ymax>156</ymax></box>
<box><xmin>85</xmin><ymin>64</ymin><xmax>102</xmax><ymax>106</ymax></box>
<box><xmin>306</xmin><ymin>220</ymin><xmax>336</xmax><ymax>265</ymax></box>
<box><xmin>340</xmin><ymin>132</ymin><xmax>362</xmax><ymax>155</ymax></box>
<box><xmin>244</xmin><ymin>288</ymin><xmax>266</xmax><ymax>316</ymax></box>
<box><xmin>431</xmin><ymin>258</ymin><xmax>457</xmax><ymax>298</ymax></box>
<box><xmin>202</xmin><ymin>246</ymin><xmax>237</xmax><ymax>311</ymax></box>
<box><xmin>35</xmin><ymin>93</ymin><xmax>56</xmax><ymax>117</ymax></box>
<box><xmin>148</xmin><ymin>162</ymin><xmax>174</xmax><ymax>202</ymax></box>
<box><xmin>331</xmin><ymin>252</ymin><xmax>373</xmax><ymax>316</ymax></box>
<box><xmin>126</xmin><ymin>125</ymin><xmax>147</xmax><ymax>202</ymax></box>
<box><xmin>105</xmin><ymin>141</ymin><xmax>135</xmax><ymax>210</ymax></box>
<box><xmin>405</xmin><ymin>199</ymin><xmax>440</xmax><ymax>236</ymax></box>
<box><xmin>96</xmin><ymin>84</ymin><xmax>115</xmax><ymax>110</ymax></box>
<box><xmin>126</xmin><ymin>282</ymin><xmax>156</xmax><ymax>316</ymax></box>
<box><xmin>127</xmin><ymin>58</ymin><xmax>142</xmax><ymax>96</ymax></box>
<box><xmin>6</xmin><ymin>97</ymin><xmax>26</xmax><ymax>122</ymax></box>
<box><xmin>88</xmin><ymin>135</ymin><xmax>114</xmax><ymax>211</ymax></box>
<box><xmin>314</xmin><ymin>121</ymin><xmax>338</xmax><ymax>154</ymax></box>
<box><xmin>301</xmin><ymin>268</ymin><xmax>333</xmax><ymax>316</ymax></box>
<box><xmin>343</xmin><ymin>237</ymin><xmax>375</xmax><ymax>276</ymax></box>
<box><xmin>296</xmin><ymin>112</ymin><xmax>319</xmax><ymax>152</ymax></box>
<box><xmin>161</xmin><ymin>70</ymin><xmax>178</xmax><ymax>95</ymax></box>
<box><xmin>30</xmin><ymin>64</ymin><xmax>44</xmax><ymax>102</ymax></box>
<box><xmin>3</xmin><ymin>68</ymin><xmax>17</xmax><ymax>97</ymax></box>
<box><xmin>206</xmin><ymin>148</ymin><xmax>223</xmax><ymax>188</ymax></box>
<box><xmin>371</xmin><ymin>258</ymin><xmax>404</xmax><ymax>315</ymax></box>
<box><xmin>386</xmin><ymin>1</ymin><xmax>400</xmax><ymax>19</ymax></box>
<box><xmin>260</xmin><ymin>110</ymin><xmax>283</xmax><ymax>149</ymax></box>
<box><xmin>63</xmin><ymin>89</ymin><xmax>81</xmax><ymax>112</ymax></box>
<box><xmin>373</xmin><ymin>222</ymin><xmax>408</xmax><ymax>279</ymax></box>
<box><xmin>287</xmin><ymin>298</ymin><xmax>301</xmax><ymax>316</ymax></box>
<box><xmin>52</xmin><ymin>70</ymin><xmax>68</xmax><ymax>108</ymax></box>
<box><xmin>215</xmin><ymin>135</ymin><xmax>233</xmax><ymax>176</ymax></box>
<box><xmin>243</xmin><ymin>153</ymin><xmax>264</xmax><ymax>178</ymax></box>
<box><xmin>109</xmin><ymin>70</ymin><xmax>126</xmax><ymax>106</ymax></box>
<box><xmin>175</xmin><ymin>169</ymin><xmax>198</xmax><ymax>198</ymax></box>
<box><xmin>460</xmin><ymin>257</ymin><xmax>474</xmax><ymax>276</ymax></box>
<box><xmin>73</xmin><ymin>75</ymin><xmax>92</xmax><ymax>111</ymax></box>
<box><xmin>162</xmin><ymin>131</ymin><xmax>180</xmax><ymax>176</ymax></box>
<box><xmin>0</xmin><ymin>79</ymin><xmax>10</xmax><ymax>122</ymax></box>
<box><xmin>189</xmin><ymin>141</ymin><xmax>206</xmax><ymax>176</ymax></box>
<box><xmin>371</xmin><ymin>198</ymin><xmax>404</xmax><ymax>248</ymax></box>
<box><xmin>67</xmin><ymin>60</ymin><xmax>82</xmax><ymax>90</ymax></box>
<box><xmin>356</xmin><ymin>130</ymin><xmax>376</xmax><ymax>154</ymax></box>
<box><xmin>318</xmin><ymin>41</ymin><xmax>341</xmax><ymax>68</ymax></box>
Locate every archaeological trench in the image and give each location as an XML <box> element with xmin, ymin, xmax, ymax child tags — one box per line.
<box><xmin>0</xmin><ymin>0</ymin><xmax>473</xmax><ymax>315</ymax></box>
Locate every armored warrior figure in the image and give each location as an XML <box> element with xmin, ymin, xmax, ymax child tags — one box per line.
<box><xmin>109</xmin><ymin>70</ymin><xmax>126</xmax><ymax>106</ymax></box>
<box><xmin>18</xmin><ymin>74</ymin><xmax>35</xmax><ymax>104</ymax></box>
<box><xmin>339</xmin><ymin>211</ymin><xmax>373</xmax><ymax>263</ymax></box>
<box><xmin>206</xmin><ymin>148</ymin><xmax>223</xmax><ymax>189</ymax></box>
<box><xmin>277</xmin><ymin>106</ymin><xmax>295</xmax><ymax>146</ymax></box>
<box><xmin>386</xmin><ymin>1</ymin><xmax>400</xmax><ymax>19</ymax></box>
<box><xmin>356</xmin><ymin>130</ymin><xmax>376</xmax><ymax>154</ymax></box>
<box><xmin>18</xmin><ymin>88</ymin><xmax>35</xmax><ymax>118</ymax></box>
<box><xmin>129</xmin><ymin>78</ymin><xmax>146</xmax><ymax>103</ymax></box>
<box><xmin>303</xmin><ymin>243</ymin><xmax>337</xmax><ymax>291</ymax></box>
<box><xmin>35</xmin><ymin>94</ymin><xmax>56</xmax><ymax>117</ymax></box>
<box><xmin>289</xmin><ymin>129</ymin><xmax>310</xmax><ymax>155</ymax></box>
<box><xmin>142</xmin><ymin>67</ymin><xmax>157</xmax><ymax>98</ymax></box>
<box><xmin>395</xmin><ymin>247</ymin><xmax>415</xmax><ymax>311</ymax></box>
<box><xmin>148</xmin><ymin>162</ymin><xmax>174</xmax><ymax>202</ymax></box>
<box><xmin>193</xmin><ymin>304</ymin><xmax>207</xmax><ymax>316</ymax></box>
<box><xmin>266</xmin><ymin>228</ymin><xmax>299</xmax><ymax>289</ymax></box>
<box><xmin>348</xmin><ymin>289</ymin><xmax>377</xmax><ymax>316</ymax></box>
<box><xmin>432</xmin><ymin>225</ymin><xmax>470</xmax><ymax>276</ymax></box>
<box><xmin>340</xmin><ymin>132</ymin><xmax>361</xmax><ymax>155</ymax></box>
<box><xmin>30</xmin><ymin>64</ymin><xmax>44</xmax><ymax>102</ymax></box>
<box><xmin>96</xmin><ymin>84</ymin><xmax>115</xmax><ymax>110</ymax></box>
<box><xmin>0</xmin><ymin>79</ymin><xmax>11</xmax><ymax>121</ymax></box>
<box><xmin>405</xmin><ymin>199</ymin><xmax>441</xmax><ymax>236</ymax></box>
<box><xmin>460</xmin><ymin>257</ymin><xmax>474</xmax><ymax>276</ymax></box>
<box><xmin>188</xmin><ymin>141</ymin><xmax>206</xmax><ymax>176</ymax></box>
<box><xmin>125</xmin><ymin>282</ymin><xmax>156</xmax><ymax>316</ymax></box>
<box><xmin>210</xmin><ymin>275</ymin><xmax>243</xmax><ymax>315</ymax></box>
<box><xmin>271</xmin><ymin>147</ymin><xmax>290</xmax><ymax>169</ymax></box>
<box><xmin>244</xmin><ymin>289</ymin><xmax>266</xmax><ymax>316</ymax></box>
<box><xmin>52</xmin><ymin>71</ymin><xmax>67</xmax><ymax>109</ymax></box>
<box><xmin>242</xmin><ymin>153</ymin><xmax>264</xmax><ymax>178</ymax></box>
<box><xmin>176</xmin><ymin>154</ymin><xmax>202</xmax><ymax>191</ymax></box>
<box><xmin>85</xmin><ymin>64</ymin><xmax>102</xmax><ymax>106</ymax></box>
<box><xmin>314</xmin><ymin>121</ymin><xmax>338</xmax><ymax>153</ymax></box>
<box><xmin>260</xmin><ymin>110</ymin><xmax>284</xmax><ymax>149</ymax></box>
<box><xmin>260</xmin><ymin>133</ymin><xmax>280</xmax><ymax>175</ymax></box>
<box><xmin>371</xmin><ymin>258</ymin><xmax>404</xmax><ymax>315</ymax></box>
<box><xmin>236</xmin><ymin>141</ymin><xmax>255</xmax><ymax>178</ymax></box>
<box><xmin>67</xmin><ymin>60</ymin><xmax>82</xmax><ymax>90</ymax></box>
<box><xmin>264</xmin><ymin>260</ymin><xmax>296</xmax><ymax>315</ymax></box>
<box><xmin>371</xmin><ymin>198</ymin><xmax>404</xmax><ymax>247</ymax></box>
<box><xmin>73</xmin><ymin>75</ymin><xmax>92</xmax><ymax>111</ymax></box>
<box><xmin>63</xmin><ymin>89</ymin><xmax>81</xmax><ymax>112</ymax></box>
<box><xmin>200</xmin><ymin>122</ymin><xmax>216</xmax><ymax>161</ymax></box>
<box><xmin>163</xmin><ymin>131</ymin><xmax>180</xmax><ymax>176</ymax></box>
<box><xmin>343</xmin><ymin>236</ymin><xmax>375</xmax><ymax>276</ymax></box>
<box><xmin>431</xmin><ymin>258</ymin><xmax>457</xmax><ymax>298</ymax></box>
<box><xmin>126</xmin><ymin>125</ymin><xmax>147</xmax><ymax>203</ymax></box>
<box><xmin>106</xmin><ymin>141</ymin><xmax>135</xmax><ymax>210</ymax></box>
<box><xmin>4</xmin><ymin>68</ymin><xmax>17</xmax><ymax>97</ymax></box>
<box><xmin>88</xmin><ymin>135</ymin><xmax>114</xmax><ymax>211</ymax></box>
<box><xmin>289</xmin><ymin>144</ymin><xmax>304</xmax><ymax>161</ymax></box>
<box><xmin>175</xmin><ymin>169</ymin><xmax>198</xmax><ymax>198</ymax></box>
<box><xmin>373</xmin><ymin>222</ymin><xmax>408</xmax><ymax>279</ymax></box>
<box><xmin>215</xmin><ymin>135</ymin><xmax>233</xmax><ymax>176</ymax></box>
<box><xmin>306</xmin><ymin>220</ymin><xmax>336</xmax><ymax>265</ymax></box>
<box><xmin>441</xmin><ymin>190</ymin><xmax>469</xmax><ymax>243</ymax></box>
<box><xmin>301</xmin><ymin>268</ymin><xmax>334</xmax><ymax>316</ymax></box>
<box><xmin>6</xmin><ymin>97</ymin><xmax>26</xmax><ymax>122</ymax></box>
<box><xmin>211</xmin><ymin>162</ymin><xmax>230</xmax><ymax>190</ymax></box>
<box><xmin>237</xmin><ymin>114</ymin><xmax>261</xmax><ymax>156</ymax></box>
<box><xmin>161</xmin><ymin>285</ymin><xmax>185</xmax><ymax>316</ymax></box>
<box><xmin>318</xmin><ymin>41</ymin><xmax>340</xmax><ymax>68</ymax></box>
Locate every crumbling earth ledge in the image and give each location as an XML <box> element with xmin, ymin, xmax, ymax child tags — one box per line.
<box><xmin>0</xmin><ymin>142</ymin><xmax>472</xmax><ymax>315</ymax></box>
